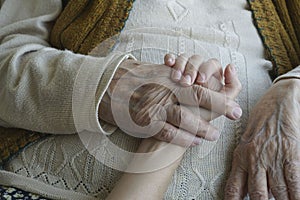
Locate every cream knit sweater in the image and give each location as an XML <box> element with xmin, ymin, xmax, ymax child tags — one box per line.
<box><xmin>0</xmin><ymin>0</ymin><xmax>299</xmax><ymax>199</ymax></box>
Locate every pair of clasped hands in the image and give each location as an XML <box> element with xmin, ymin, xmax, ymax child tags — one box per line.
<box><xmin>100</xmin><ymin>53</ymin><xmax>300</xmax><ymax>199</ymax></box>
<box><xmin>101</xmin><ymin>53</ymin><xmax>242</xmax><ymax>145</ymax></box>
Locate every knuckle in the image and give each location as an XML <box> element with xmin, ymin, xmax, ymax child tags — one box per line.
<box><xmin>190</xmin><ymin>54</ymin><xmax>202</xmax><ymax>61</ymax></box>
<box><xmin>249</xmin><ymin>191</ymin><xmax>268</xmax><ymax>200</ymax></box>
<box><xmin>232</xmin><ymin>146</ymin><xmax>248</xmax><ymax>167</ymax></box>
<box><xmin>227</xmin><ymin>103</ymin><xmax>238</xmax><ymax>116</ymax></box>
<box><xmin>180</xmin><ymin>110</ymin><xmax>188</xmax><ymax>122</ymax></box>
<box><xmin>155</xmin><ymin>106</ymin><xmax>167</xmax><ymax>121</ymax></box>
<box><xmin>178</xmin><ymin>53</ymin><xmax>189</xmax><ymax>61</ymax></box>
<box><xmin>175</xmin><ymin>56</ymin><xmax>188</xmax><ymax>71</ymax></box>
<box><xmin>284</xmin><ymin>162</ymin><xmax>300</xmax><ymax>183</ymax></box>
<box><xmin>233</xmin><ymin>148</ymin><xmax>242</xmax><ymax>160</ymax></box>
<box><xmin>270</xmin><ymin>186</ymin><xmax>288</xmax><ymax>197</ymax></box>
<box><xmin>194</xmin><ymin>86</ymin><xmax>210</xmax><ymax>105</ymax></box>
<box><xmin>225</xmin><ymin>185</ymin><xmax>243</xmax><ymax>199</ymax></box>
<box><xmin>172</xmin><ymin>106</ymin><xmax>182</xmax><ymax>124</ymax></box>
<box><xmin>185</xmin><ymin>64</ymin><xmax>197</xmax><ymax>74</ymax></box>
<box><xmin>207</xmin><ymin>58</ymin><xmax>221</xmax><ymax>68</ymax></box>
<box><xmin>159</xmin><ymin>128</ymin><xmax>175</xmax><ymax>141</ymax></box>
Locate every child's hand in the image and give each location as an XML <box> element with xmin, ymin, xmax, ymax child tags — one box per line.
<box><xmin>164</xmin><ymin>53</ymin><xmax>231</xmax><ymax>92</ymax></box>
<box><xmin>164</xmin><ymin>53</ymin><xmax>241</xmax><ymax>122</ymax></box>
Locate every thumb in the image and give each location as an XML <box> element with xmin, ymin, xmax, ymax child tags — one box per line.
<box><xmin>164</xmin><ymin>54</ymin><xmax>176</xmax><ymax>67</ymax></box>
<box><xmin>222</xmin><ymin>64</ymin><xmax>242</xmax><ymax>99</ymax></box>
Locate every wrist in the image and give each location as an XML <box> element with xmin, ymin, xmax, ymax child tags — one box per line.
<box><xmin>126</xmin><ymin>138</ymin><xmax>184</xmax><ymax>173</ymax></box>
<box><xmin>119</xmin><ymin>58</ymin><xmax>141</xmax><ymax>70</ymax></box>
<box><xmin>108</xmin><ymin>58</ymin><xmax>141</xmax><ymax>92</ymax></box>
<box><xmin>274</xmin><ymin>77</ymin><xmax>300</xmax><ymax>86</ymax></box>
<box><xmin>98</xmin><ymin>59</ymin><xmax>136</xmax><ymax>126</ymax></box>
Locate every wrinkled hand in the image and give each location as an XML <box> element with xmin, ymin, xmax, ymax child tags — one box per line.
<box><xmin>99</xmin><ymin>59</ymin><xmax>242</xmax><ymax>146</ymax></box>
<box><xmin>225</xmin><ymin>79</ymin><xmax>300</xmax><ymax>199</ymax></box>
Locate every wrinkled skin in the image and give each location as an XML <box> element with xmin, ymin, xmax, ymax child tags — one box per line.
<box><xmin>225</xmin><ymin>78</ymin><xmax>300</xmax><ymax>200</ymax></box>
<box><xmin>99</xmin><ymin>58</ymin><xmax>242</xmax><ymax>147</ymax></box>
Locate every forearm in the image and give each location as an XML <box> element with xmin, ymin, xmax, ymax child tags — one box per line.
<box><xmin>106</xmin><ymin>138</ymin><xmax>184</xmax><ymax>200</ymax></box>
<box><xmin>0</xmin><ymin>48</ymin><xmax>123</xmax><ymax>133</ymax></box>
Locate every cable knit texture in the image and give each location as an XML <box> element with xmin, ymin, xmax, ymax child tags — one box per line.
<box><xmin>50</xmin><ymin>0</ymin><xmax>134</xmax><ymax>55</ymax></box>
<box><xmin>248</xmin><ymin>0</ymin><xmax>300</xmax><ymax>77</ymax></box>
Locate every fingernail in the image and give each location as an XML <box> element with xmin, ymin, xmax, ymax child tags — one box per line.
<box><xmin>168</xmin><ymin>57</ymin><xmax>174</xmax><ymax>64</ymax></box>
<box><xmin>232</xmin><ymin>107</ymin><xmax>242</xmax><ymax>119</ymax></box>
<box><xmin>182</xmin><ymin>75</ymin><xmax>192</xmax><ymax>85</ymax></box>
<box><xmin>172</xmin><ymin>70</ymin><xmax>182</xmax><ymax>81</ymax></box>
<box><xmin>198</xmin><ymin>72</ymin><xmax>206</xmax><ymax>83</ymax></box>
<box><xmin>193</xmin><ymin>137</ymin><xmax>202</xmax><ymax>145</ymax></box>
<box><xmin>230</xmin><ymin>64</ymin><xmax>237</xmax><ymax>74</ymax></box>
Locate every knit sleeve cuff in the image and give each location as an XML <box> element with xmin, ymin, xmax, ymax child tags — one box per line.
<box><xmin>72</xmin><ymin>51</ymin><xmax>136</xmax><ymax>136</ymax></box>
<box><xmin>273</xmin><ymin>65</ymin><xmax>300</xmax><ymax>83</ymax></box>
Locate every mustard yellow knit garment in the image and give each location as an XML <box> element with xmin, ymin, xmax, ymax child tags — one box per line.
<box><xmin>50</xmin><ymin>0</ymin><xmax>134</xmax><ymax>55</ymax></box>
<box><xmin>0</xmin><ymin>127</ymin><xmax>47</xmax><ymax>166</ymax></box>
<box><xmin>248</xmin><ymin>0</ymin><xmax>300</xmax><ymax>77</ymax></box>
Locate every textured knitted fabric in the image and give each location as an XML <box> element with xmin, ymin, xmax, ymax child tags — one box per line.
<box><xmin>248</xmin><ymin>0</ymin><xmax>300</xmax><ymax>77</ymax></box>
<box><xmin>50</xmin><ymin>0</ymin><xmax>134</xmax><ymax>55</ymax></box>
<box><xmin>0</xmin><ymin>127</ymin><xmax>47</xmax><ymax>166</ymax></box>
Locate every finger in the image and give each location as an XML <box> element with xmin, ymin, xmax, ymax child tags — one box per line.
<box><xmin>180</xmin><ymin>55</ymin><xmax>204</xmax><ymax>87</ymax></box>
<box><xmin>164</xmin><ymin>53</ymin><xmax>176</xmax><ymax>67</ymax></box>
<box><xmin>268</xmin><ymin>191</ymin><xmax>274</xmax><ymax>199</ymax></box>
<box><xmin>225</xmin><ymin>148</ymin><xmax>248</xmax><ymax>200</ymax></box>
<box><xmin>175</xmin><ymin>85</ymin><xmax>243</xmax><ymax>120</ymax></box>
<box><xmin>268</xmin><ymin>167</ymin><xmax>289</xmax><ymax>200</ymax></box>
<box><xmin>153</xmin><ymin>122</ymin><xmax>203</xmax><ymax>147</ymax></box>
<box><xmin>196</xmin><ymin>58</ymin><xmax>223</xmax><ymax>84</ymax></box>
<box><xmin>284</xmin><ymin>161</ymin><xmax>300</xmax><ymax>200</ymax></box>
<box><xmin>248</xmin><ymin>158</ymin><xmax>269</xmax><ymax>200</ymax></box>
<box><xmin>201</xmin><ymin>76</ymin><xmax>223</xmax><ymax>92</ymax></box>
<box><xmin>223</xmin><ymin>64</ymin><xmax>242</xmax><ymax>99</ymax></box>
<box><xmin>99</xmin><ymin>93</ymin><xmax>116</xmax><ymax>125</ymax></box>
<box><xmin>185</xmin><ymin>105</ymin><xmax>220</xmax><ymax>122</ymax></box>
<box><xmin>163</xmin><ymin>104</ymin><xmax>220</xmax><ymax>141</ymax></box>
<box><xmin>171</xmin><ymin>53</ymin><xmax>189</xmax><ymax>82</ymax></box>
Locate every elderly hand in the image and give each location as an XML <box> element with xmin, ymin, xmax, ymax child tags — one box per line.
<box><xmin>225</xmin><ymin>78</ymin><xmax>300</xmax><ymax>199</ymax></box>
<box><xmin>99</xmin><ymin>58</ymin><xmax>242</xmax><ymax>147</ymax></box>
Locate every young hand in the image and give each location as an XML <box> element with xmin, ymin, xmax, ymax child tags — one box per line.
<box><xmin>164</xmin><ymin>53</ymin><xmax>235</xmax><ymax>92</ymax></box>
